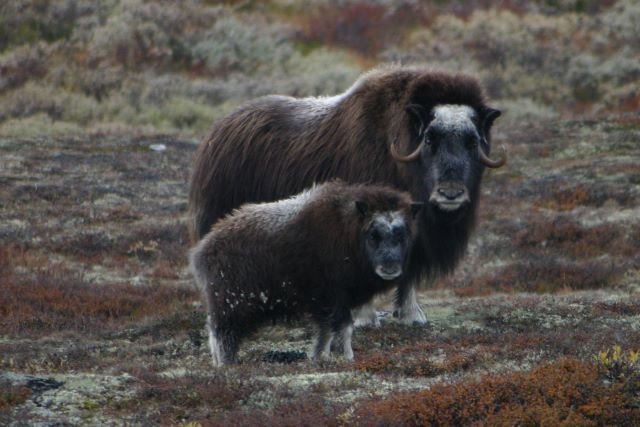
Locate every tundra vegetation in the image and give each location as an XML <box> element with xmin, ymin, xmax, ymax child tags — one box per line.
<box><xmin>0</xmin><ymin>0</ymin><xmax>639</xmax><ymax>425</ymax></box>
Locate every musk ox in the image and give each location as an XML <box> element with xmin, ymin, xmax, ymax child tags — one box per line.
<box><xmin>189</xmin><ymin>181</ymin><xmax>422</xmax><ymax>366</ymax></box>
<box><xmin>188</xmin><ymin>65</ymin><xmax>506</xmax><ymax>326</ymax></box>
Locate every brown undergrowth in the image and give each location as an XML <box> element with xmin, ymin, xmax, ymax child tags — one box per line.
<box><xmin>0</xmin><ymin>242</ymin><xmax>198</xmax><ymax>338</ymax></box>
<box><xmin>356</xmin><ymin>358</ymin><xmax>640</xmax><ymax>426</ymax></box>
<box><xmin>0</xmin><ymin>384</ymin><xmax>31</xmax><ymax>413</ymax></box>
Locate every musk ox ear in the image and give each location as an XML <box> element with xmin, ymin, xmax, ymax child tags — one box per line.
<box><xmin>406</xmin><ymin>104</ymin><xmax>429</xmax><ymax>133</ymax></box>
<box><xmin>410</xmin><ymin>202</ymin><xmax>424</xmax><ymax>219</ymax></box>
<box><xmin>355</xmin><ymin>201</ymin><xmax>369</xmax><ymax>217</ymax></box>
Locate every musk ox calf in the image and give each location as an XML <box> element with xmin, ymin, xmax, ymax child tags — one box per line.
<box><xmin>189</xmin><ymin>65</ymin><xmax>506</xmax><ymax>326</ymax></box>
<box><xmin>189</xmin><ymin>181</ymin><xmax>422</xmax><ymax>366</ymax></box>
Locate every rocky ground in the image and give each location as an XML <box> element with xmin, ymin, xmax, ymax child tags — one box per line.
<box><xmin>1</xmin><ymin>116</ymin><xmax>639</xmax><ymax>425</ymax></box>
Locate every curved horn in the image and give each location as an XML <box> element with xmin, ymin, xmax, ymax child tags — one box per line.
<box><xmin>478</xmin><ymin>144</ymin><xmax>507</xmax><ymax>168</ymax></box>
<box><xmin>390</xmin><ymin>141</ymin><xmax>425</xmax><ymax>163</ymax></box>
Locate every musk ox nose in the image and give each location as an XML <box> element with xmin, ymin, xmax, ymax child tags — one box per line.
<box><xmin>437</xmin><ymin>187</ymin><xmax>465</xmax><ymax>201</ymax></box>
<box><xmin>430</xmin><ymin>182</ymin><xmax>470</xmax><ymax>212</ymax></box>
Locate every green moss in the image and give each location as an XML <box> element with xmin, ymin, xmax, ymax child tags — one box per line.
<box><xmin>82</xmin><ymin>398</ymin><xmax>100</xmax><ymax>411</ymax></box>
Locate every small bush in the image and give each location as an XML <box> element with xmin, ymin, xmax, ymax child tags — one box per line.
<box><xmin>0</xmin><ymin>382</ymin><xmax>31</xmax><ymax>412</ymax></box>
<box><xmin>0</xmin><ymin>42</ymin><xmax>47</xmax><ymax>92</ymax></box>
<box><xmin>191</xmin><ymin>15</ymin><xmax>295</xmax><ymax>77</ymax></box>
<box><xmin>87</xmin><ymin>0</ymin><xmax>184</xmax><ymax>69</ymax></box>
<box><xmin>0</xmin><ymin>0</ymin><xmax>78</xmax><ymax>50</ymax></box>
<box><xmin>597</xmin><ymin>345</ymin><xmax>640</xmax><ymax>384</ymax></box>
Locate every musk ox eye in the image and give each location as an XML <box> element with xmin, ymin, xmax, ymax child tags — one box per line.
<box><xmin>466</xmin><ymin>135</ymin><xmax>479</xmax><ymax>149</ymax></box>
<box><xmin>424</xmin><ymin>128</ymin><xmax>436</xmax><ymax>143</ymax></box>
<box><xmin>369</xmin><ymin>230</ymin><xmax>382</xmax><ymax>245</ymax></box>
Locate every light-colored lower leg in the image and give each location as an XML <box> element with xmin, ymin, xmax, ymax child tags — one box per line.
<box><xmin>341</xmin><ymin>324</ymin><xmax>354</xmax><ymax>360</ymax></box>
<box><xmin>352</xmin><ymin>303</ymin><xmax>380</xmax><ymax>327</ymax></box>
<box><xmin>397</xmin><ymin>286</ymin><xmax>427</xmax><ymax>325</ymax></box>
<box><xmin>312</xmin><ymin>327</ymin><xmax>334</xmax><ymax>360</ymax></box>
<box><xmin>207</xmin><ymin>315</ymin><xmax>224</xmax><ymax>367</ymax></box>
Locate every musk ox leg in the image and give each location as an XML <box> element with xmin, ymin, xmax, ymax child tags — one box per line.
<box><xmin>395</xmin><ymin>284</ymin><xmax>427</xmax><ymax>325</ymax></box>
<box><xmin>312</xmin><ymin>325</ymin><xmax>334</xmax><ymax>360</ymax></box>
<box><xmin>352</xmin><ymin>303</ymin><xmax>381</xmax><ymax>328</ymax></box>
<box><xmin>340</xmin><ymin>323</ymin><xmax>354</xmax><ymax>360</ymax></box>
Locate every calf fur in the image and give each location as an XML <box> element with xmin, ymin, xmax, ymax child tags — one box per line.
<box><xmin>189</xmin><ymin>181</ymin><xmax>421</xmax><ymax>366</ymax></box>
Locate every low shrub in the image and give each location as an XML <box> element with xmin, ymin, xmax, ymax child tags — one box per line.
<box><xmin>597</xmin><ymin>345</ymin><xmax>640</xmax><ymax>385</ymax></box>
<box><xmin>357</xmin><ymin>358</ymin><xmax>640</xmax><ymax>426</ymax></box>
<box><xmin>0</xmin><ymin>382</ymin><xmax>31</xmax><ymax>412</ymax></box>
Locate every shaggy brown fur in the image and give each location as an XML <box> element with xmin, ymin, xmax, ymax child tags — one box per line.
<box><xmin>189</xmin><ymin>181</ymin><xmax>420</xmax><ymax>365</ymax></box>
<box><xmin>188</xmin><ymin>64</ymin><xmax>501</xmax><ymax>323</ymax></box>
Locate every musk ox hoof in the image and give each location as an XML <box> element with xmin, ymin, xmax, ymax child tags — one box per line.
<box><xmin>352</xmin><ymin>304</ymin><xmax>381</xmax><ymax>328</ymax></box>
<box><xmin>396</xmin><ymin>303</ymin><xmax>428</xmax><ymax>325</ymax></box>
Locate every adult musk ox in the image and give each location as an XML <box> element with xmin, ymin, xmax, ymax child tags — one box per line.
<box><xmin>188</xmin><ymin>65</ymin><xmax>506</xmax><ymax>325</ymax></box>
<box><xmin>189</xmin><ymin>181</ymin><xmax>422</xmax><ymax>366</ymax></box>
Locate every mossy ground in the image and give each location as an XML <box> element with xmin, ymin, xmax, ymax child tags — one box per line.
<box><xmin>1</xmin><ymin>117</ymin><xmax>639</xmax><ymax>425</ymax></box>
<box><xmin>1</xmin><ymin>1</ymin><xmax>639</xmax><ymax>424</ymax></box>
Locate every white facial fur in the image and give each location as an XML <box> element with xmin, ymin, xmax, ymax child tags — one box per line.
<box><xmin>427</xmin><ymin>105</ymin><xmax>477</xmax><ymax>209</ymax></box>
<box><xmin>370</xmin><ymin>211</ymin><xmax>407</xmax><ymax>280</ymax></box>
<box><xmin>431</xmin><ymin>105</ymin><xmax>477</xmax><ymax>136</ymax></box>
<box><xmin>371</xmin><ymin>210</ymin><xmax>406</xmax><ymax>230</ymax></box>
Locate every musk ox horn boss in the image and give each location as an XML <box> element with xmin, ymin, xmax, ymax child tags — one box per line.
<box><xmin>188</xmin><ymin>65</ymin><xmax>506</xmax><ymax>326</ymax></box>
<box><xmin>189</xmin><ymin>181</ymin><xmax>422</xmax><ymax>365</ymax></box>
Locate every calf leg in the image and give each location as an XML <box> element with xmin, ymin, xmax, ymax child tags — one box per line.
<box><xmin>207</xmin><ymin>314</ymin><xmax>241</xmax><ymax>366</ymax></box>
<box><xmin>207</xmin><ymin>315</ymin><xmax>224</xmax><ymax>367</ymax></box>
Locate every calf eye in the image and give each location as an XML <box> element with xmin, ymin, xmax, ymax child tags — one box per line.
<box><xmin>392</xmin><ymin>227</ymin><xmax>406</xmax><ymax>241</ymax></box>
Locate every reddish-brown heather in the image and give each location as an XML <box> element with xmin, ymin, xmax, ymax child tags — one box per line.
<box><xmin>0</xmin><ymin>384</ymin><xmax>31</xmax><ymax>412</ymax></box>
<box><xmin>0</xmin><ymin>243</ymin><xmax>197</xmax><ymax>337</ymax></box>
<box><xmin>356</xmin><ymin>358</ymin><xmax>640</xmax><ymax>426</ymax></box>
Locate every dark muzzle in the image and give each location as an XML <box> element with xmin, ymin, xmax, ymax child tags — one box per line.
<box><xmin>429</xmin><ymin>182</ymin><xmax>470</xmax><ymax>212</ymax></box>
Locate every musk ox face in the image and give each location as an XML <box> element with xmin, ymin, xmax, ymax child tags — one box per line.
<box><xmin>357</xmin><ymin>202</ymin><xmax>422</xmax><ymax>280</ymax></box>
<box><xmin>392</xmin><ymin>104</ymin><xmax>505</xmax><ymax>224</ymax></box>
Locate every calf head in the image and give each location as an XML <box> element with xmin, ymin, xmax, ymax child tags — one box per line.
<box><xmin>356</xmin><ymin>201</ymin><xmax>422</xmax><ymax>281</ymax></box>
